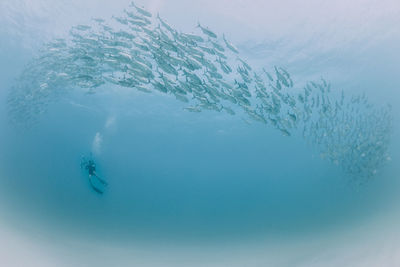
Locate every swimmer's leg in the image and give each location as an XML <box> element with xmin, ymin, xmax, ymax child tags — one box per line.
<box><xmin>89</xmin><ymin>176</ymin><xmax>103</xmax><ymax>194</ymax></box>
<box><xmin>94</xmin><ymin>172</ymin><xmax>108</xmax><ymax>186</ymax></box>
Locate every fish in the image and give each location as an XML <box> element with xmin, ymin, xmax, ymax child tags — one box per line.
<box><xmin>92</xmin><ymin>18</ymin><xmax>105</xmax><ymax>23</ymax></box>
<box><xmin>197</xmin><ymin>23</ymin><xmax>217</xmax><ymax>38</ymax></box>
<box><xmin>135</xmin><ymin>85</ymin><xmax>151</xmax><ymax>93</ymax></box>
<box><xmin>73</xmin><ymin>25</ymin><xmax>91</xmax><ymax>31</ymax></box>
<box><xmin>222</xmin><ymin>106</ymin><xmax>235</xmax><ymax>115</ymax></box>
<box><xmin>174</xmin><ymin>92</ymin><xmax>189</xmax><ymax>103</ymax></box>
<box><xmin>124</xmin><ymin>9</ymin><xmax>151</xmax><ymax>24</ymax></box>
<box><xmin>130</xmin><ymin>2</ymin><xmax>152</xmax><ymax>17</ymax></box>
<box><xmin>237</xmin><ymin>58</ymin><xmax>252</xmax><ymax>71</ymax></box>
<box><xmin>246</xmin><ymin>110</ymin><xmax>267</xmax><ymax>123</ymax></box>
<box><xmin>181</xmin><ymin>33</ymin><xmax>204</xmax><ymax>43</ymax></box>
<box><xmin>114</xmin><ymin>30</ymin><xmax>136</xmax><ymax>40</ymax></box>
<box><xmin>151</xmin><ymin>81</ymin><xmax>168</xmax><ymax>93</ymax></box>
<box><xmin>263</xmin><ymin>68</ymin><xmax>274</xmax><ymax>81</ymax></box>
<box><xmin>217</xmin><ymin>58</ymin><xmax>232</xmax><ymax>74</ymax></box>
<box><xmin>113</xmin><ymin>16</ymin><xmax>129</xmax><ymax>25</ymax></box>
<box><xmin>184</xmin><ymin>106</ymin><xmax>202</xmax><ymax>112</ymax></box>
<box><xmin>198</xmin><ymin>45</ymin><xmax>215</xmax><ymax>55</ymax></box>
<box><xmin>157</xmin><ymin>14</ymin><xmax>177</xmax><ymax>35</ymax></box>
<box><xmin>288</xmin><ymin>112</ymin><xmax>297</xmax><ymax>123</ymax></box>
<box><xmin>210</xmin><ymin>40</ymin><xmax>225</xmax><ymax>52</ymax></box>
<box><xmin>223</xmin><ymin>34</ymin><xmax>239</xmax><ymax>53</ymax></box>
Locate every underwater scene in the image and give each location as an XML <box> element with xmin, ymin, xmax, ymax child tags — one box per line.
<box><xmin>0</xmin><ymin>0</ymin><xmax>399</xmax><ymax>266</ymax></box>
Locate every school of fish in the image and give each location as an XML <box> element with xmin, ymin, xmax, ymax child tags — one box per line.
<box><xmin>7</xmin><ymin>2</ymin><xmax>392</xmax><ymax>181</ymax></box>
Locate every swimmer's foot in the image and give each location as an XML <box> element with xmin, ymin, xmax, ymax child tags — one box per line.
<box><xmin>91</xmin><ymin>186</ymin><xmax>104</xmax><ymax>194</ymax></box>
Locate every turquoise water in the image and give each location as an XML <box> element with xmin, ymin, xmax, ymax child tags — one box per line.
<box><xmin>1</xmin><ymin>0</ymin><xmax>399</xmax><ymax>266</ymax></box>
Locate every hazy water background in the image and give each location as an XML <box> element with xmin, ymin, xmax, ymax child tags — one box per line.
<box><xmin>0</xmin><ymin>0</ymin><xmax>400</xmax><ymax>266</ymax></box>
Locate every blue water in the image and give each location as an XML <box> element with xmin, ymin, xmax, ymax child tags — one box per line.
<box><xmin>0</xmin><ymin>0</ymin><xmax>400</xmax><ymax>266</ymax></box>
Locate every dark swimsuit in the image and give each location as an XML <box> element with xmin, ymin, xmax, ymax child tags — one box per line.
<box><xmin>85</xmin><ymin>161</ymin><xmax>105</xmax><ymax>194</ymax></box>
<box><xmin>87</xmin><ymin>163</ymin><xmax>96</xmax><ymax>176</ymax></box>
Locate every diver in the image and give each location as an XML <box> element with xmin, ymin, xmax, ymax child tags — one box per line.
<box><xmin>81</xmin><ymin>156</ymin><xmax>108</xmax><ymax>194</ymax></box>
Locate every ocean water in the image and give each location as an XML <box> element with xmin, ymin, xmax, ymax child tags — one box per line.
<box><xmin>0</xmin><ymin>0</ymin><xmax>400</xmax><ymax>266</ymax></box>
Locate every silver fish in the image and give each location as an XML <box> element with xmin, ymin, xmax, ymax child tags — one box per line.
<box><xmin>223</xmin><ymin>34</ymin><xmax>239</xmax><ymax>53</ymax></box>
<box><xmin>197</xmin><ymin>23</ymin><xmax>217</xmax><ymax>38</ymax></box>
